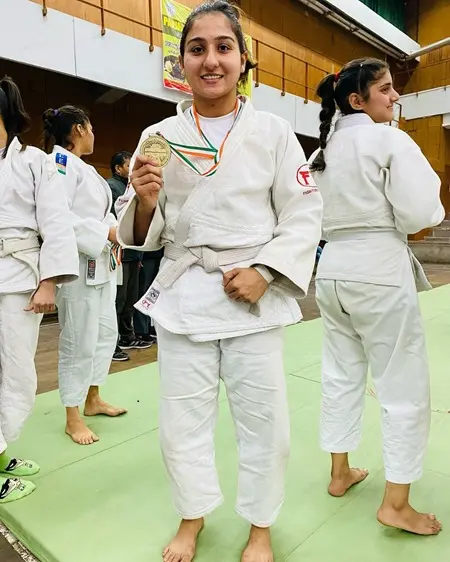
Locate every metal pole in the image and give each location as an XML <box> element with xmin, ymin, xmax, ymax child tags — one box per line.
<box><xmin>100</xmin><ymin>0</ymin><xmax>106</xmax><ymax>36</ymax></box>
<box><xmin>149</xmin><ymin>0</ymin><xmax>154</xmax><ymax>52</ymax></box>
<box><xmin>42</xmin><ymin>0</ymin><xmax>47</xmax><ymax>16</ymax></box>
<box><xmin>255</xmin><ymin>40</ymin><xmax>260</xmax><ymax>87</ymax></box>
<box><xmin>405</xmin><ymin>37</ymin><xmax>450</xmax><ymax>60</ymax></box>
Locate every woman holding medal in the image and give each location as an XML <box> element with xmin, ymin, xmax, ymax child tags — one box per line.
<box><xmin>117</xmin><ymin>2</ymin><xmax>323</xmax><ymax>561</ymax></box>
<box><xmin>43</xmin><ymin>106</ymin><xmax>127</xmax><ymax>446</ymax></box>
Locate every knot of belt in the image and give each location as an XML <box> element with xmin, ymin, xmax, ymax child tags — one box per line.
<box><xmin>157</xmin><ymin>245</ymin><xmax>227</xmax><ymax>289</ymax></box>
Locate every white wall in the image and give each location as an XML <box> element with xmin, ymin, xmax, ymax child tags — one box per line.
<box><xmin>314</xmin><ymin>0</ymin><xmax>419</xmax><ymax>55</ymax></box>
<box><xmin>0</xmin><ymin>0</ymin><xmax>321</xmax><ymax>138</ymax></box>
<box><xmin>443</xmin><ymin>113</ymin><xmax>450</xmax><ymax>129</ymax></box>
<box><xmin>400</xmin><ymin>87</ymin><xmax>450</xmax><ymax>121</ymax></box>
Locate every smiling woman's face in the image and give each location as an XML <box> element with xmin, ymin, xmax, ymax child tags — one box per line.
<box><xmin>350</xmin><ymin>70</ymin><xmax>400</xmax><ymax>123</ymax></box>
<box><xmin>180</xmin><ymin>12</ymin><xmax>246</xmax><ymax>103</ymax></box>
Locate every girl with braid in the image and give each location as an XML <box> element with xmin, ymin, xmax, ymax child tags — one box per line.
<box><xmin>309</xmin><ymin>57</ymin><xmax>444</xmax><ymax>535</ymax></box>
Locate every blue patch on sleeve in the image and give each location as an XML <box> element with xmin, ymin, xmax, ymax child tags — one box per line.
<box><xmin>55</xmin><ymin>153</ymin><xmax>68</xmax><ymax>175</ymax></box>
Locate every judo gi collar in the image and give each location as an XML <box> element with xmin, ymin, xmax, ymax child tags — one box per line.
<box><xmin>335</xmin><ymin>113</ymin><xmax>375</xmax><ymax>131</ymax></box>
<box><xmin>160</xmin><ymin>96</ymin><xmax>249</xmax><ymax>177</ymax></box>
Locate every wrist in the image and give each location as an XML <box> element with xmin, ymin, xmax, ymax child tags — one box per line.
<box><xmin>136</xmin><ymin>197</ymin><xmax>156</xmax><ymax>214</ymax></box>
<box><xmin>253</xmin><ymin>265</ymin><xmax>274</xmax><ymax>284</ymax></box>
<box><xmin>39</xmin><ymin>278</ymin><xmax>56</xmax><ymax>287</ymax></box>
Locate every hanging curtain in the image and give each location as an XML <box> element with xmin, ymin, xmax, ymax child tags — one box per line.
<box><xmin>358</xmin><ymin>0</ymin><xmax>405</xmax><ymax>31</ymax></box>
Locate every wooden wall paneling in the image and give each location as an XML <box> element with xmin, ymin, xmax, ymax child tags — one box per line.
<box><xmin>308</xmin><ymin>66</ymin><xmax>326</xmax><ymax>101</ymax></box>
<box><xmin>285</xmin><ymin>81</ymin><xmax>304</xmax><ymax>98</ymax></box>
<box><xmin>251</xmin><ymin>22</ymin><xmax>286</xmax><ymax>54</ymax></box>
<box><xmin>257</xmin><ymin>70</ymin><xmax>282</xmax><ymax>91</ymax></box>
<box><xmin>285</xmin><ymin>56</ymin><xmax>307</xmax><ymax>98</ymax></box>
<box><xmin>259</xmin><ymin>1</ymin><xmax>284</xmax><ymax>36</ymax></box>
<box><xmin>104</xmin><ymin>12</ymin><xmax>148</xmax><ymax>42</ymax></box>
<box><xmin>103</xmin><ymin>0</ymin><xmax>149</xmax><ymax>42</ymax></box>
<box><xmin>31</xmin><ymin>0</ymin><xmax>102</xmax><ymax>25</ymax></box>
<box><xmin>257</xmin><ymin>43</ymin><xmax>283</xmax><ymax>83</ymax></box>
<box><xmin>104</xmin><ymin>0</ymin><xmax>148</xmax><ymax>23</ymax></box>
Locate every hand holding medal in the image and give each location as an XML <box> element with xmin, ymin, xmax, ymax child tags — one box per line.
<box><xmin>131</xmin><ymin>134</ymin><xmax>170</xmax><ymax>211</ymax></box>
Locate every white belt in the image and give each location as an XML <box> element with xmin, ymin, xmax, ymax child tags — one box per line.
<box><xmin>0</xmin><ymin>235</ymin><xmax>41</xmax><ymax>284</ymax></box>
<box><xmin>156</xmin><ymin>242</ymin><xmax>265</xmax><ymax>316</ymax></box>
<box><xmin>327</xmin><ymin>229</ymin><xmax>431</xmax><ymax>291</ymax></box>
<box><xmin>0</xmin><ymin>236</ymin><xmax>40</xmax><ymax>257</ymax></box>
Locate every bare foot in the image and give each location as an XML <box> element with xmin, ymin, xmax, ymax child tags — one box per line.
<box><xmin>65</xmin><ymin>419</ymin><xmax>99</xmax><ymax>445</ymax></box>
<box><xmin>377</xmin><ymin>504</ymin><xmax>442</xmax><ymax>535</ymax></box>
<box><xmin>162</xmin><ymin>518</ymin><xmax>204</xmax><ymax>562</ymax></box>
<box><xmin>328</xmin><ymin>468</ymin><xmax>369</xmax><ymax>497</ymax></box>
<box><xmin>84</xmin><ymin>399</ymin><xmax>127</xmax><ymax>417</ymax></box>
<box><xmin>241</xmin><ymin>526</ymin><xmax>273</xmax><ymax>562</ymax></box>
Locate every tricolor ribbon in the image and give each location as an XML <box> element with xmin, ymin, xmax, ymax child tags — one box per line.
<box><xmin>159</xmin><ymin>98</ymin><xmax>243</xmax><ymax>177</ymax></box>
<box><xmin>110</xmin><ymin>244</ymin><xmax>122</xmax><ymax>271</ymax></box>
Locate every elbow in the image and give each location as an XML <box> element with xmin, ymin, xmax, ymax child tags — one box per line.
<box><xmin>400</xmin><ymin>205</ymin><xmax>445</xmax><ymax>234</ymax></box>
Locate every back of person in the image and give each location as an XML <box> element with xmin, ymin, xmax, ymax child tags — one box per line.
<box><xmin>309</xmin><ymin>57</ymin><xmax>444</xmax><ymax>537</ymax></box>
<box><xmin>310</xmin><ymin>75</ymin><xmax>443</xmax><ymax>289</ymax></box>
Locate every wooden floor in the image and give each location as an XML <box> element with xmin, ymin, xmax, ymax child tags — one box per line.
<box><xmin>2</xmin><ymin>265</ymin><xmax>450</xmax><ymax>561</ymax></box>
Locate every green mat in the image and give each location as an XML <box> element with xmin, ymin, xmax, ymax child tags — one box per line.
<box><xmin>2</xmin><ymin>285</ymin><xmax>450</xmax><ymax>561</ymax></box>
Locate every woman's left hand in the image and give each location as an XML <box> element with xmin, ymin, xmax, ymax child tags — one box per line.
<box><xmin>24</xmin><ymin>279</ymin><xmax>56</xmax><ymax>314</ymax></box>
<box><xmin>223</xmin><ymin>268</ymin><xmax>269</xmax><ymax>304</ymax></box>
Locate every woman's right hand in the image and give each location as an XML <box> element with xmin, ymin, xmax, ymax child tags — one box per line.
<box><xmin>131</xmin><ymin>155</ymin><xmax>164</xmax><ymax>212</ymax></box>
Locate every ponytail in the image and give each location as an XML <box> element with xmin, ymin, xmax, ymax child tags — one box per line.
<box><xmin>312</xmin><ymin>57</ymin><xmax>390</xmax><ymax>173</ymax></box>
<box><xmin>0</xmin><ymin>76</ymin><xmax>30</xmax><ymax>158</ymax></box>
<box><xmin>42</xmin><ymin>105</ymin><xmax>89</xmax><ymax>154</ymax></box>
<box><xmin>310</xmin><ymin>74</ymin><xmax>337</xmax><ymax>173</ymax></box>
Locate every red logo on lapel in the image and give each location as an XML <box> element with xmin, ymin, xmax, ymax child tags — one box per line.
<box><xmin>297</xmin><ymin>164</ymin><xmax>316</xmax><ymax>188</ymax></box>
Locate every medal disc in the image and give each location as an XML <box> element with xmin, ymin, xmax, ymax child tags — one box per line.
<box><xmin>139</xmin><ymin>135</ymin><xmax>171</xmax><ymax>168</ymax></box>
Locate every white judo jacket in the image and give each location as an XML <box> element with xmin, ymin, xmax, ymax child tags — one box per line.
<box><xmin>0</xmin><ymin>138</ymin><xmax>79</xmax><ymax>293</ymax></box>
<box><xmin>51</xmin><ymin>146</ymin><xmax>117</xmax><ymax>286</ymax></box>
<box><xmin>309</xmin><ymin>113</ymin><xmax>445</xmax><ymax>288</ymax></box>
<box><xmin>118</xmin><ymin>98</ymin><xmax>323</xmax><ymax>340</ymax></box>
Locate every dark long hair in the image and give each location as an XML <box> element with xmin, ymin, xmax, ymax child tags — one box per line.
<box><xmin>42</xmin><ymin>105</ymin><xmax>90</xmax><ymax>153</ymax></box>
<box><xmin>0</xmin><ymin>76</ymin><xmax>30</xmax><ymax>158</ymax></box>
<box><xmin>311</xmin><ymin>57</ymin><xmax>390</xmax><ymax>173</ymax></box>
<box><xmin>179</xmin><ymin>0</ymin><xmax>257</xmax><ymax>94</ymax></box>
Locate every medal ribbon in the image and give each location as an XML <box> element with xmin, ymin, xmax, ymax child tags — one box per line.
<box><xmin>110</xmin><ymin>244</ymin><xmax>122</xmax><ymax>271</ymax></box>
<box><xmin>161</xmin><ymin>99</ymin><xmax>243</xmax><ymax>177</ymax></box>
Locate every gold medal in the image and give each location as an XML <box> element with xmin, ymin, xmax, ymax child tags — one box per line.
<box><xmin>139</xmin><ymin>134</ymin><xmax>171</xmax><ymax>168</ymax></box>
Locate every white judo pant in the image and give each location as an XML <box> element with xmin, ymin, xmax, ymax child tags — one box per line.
<box><xmin>316</xmin><ymin>275</ymin><xmax>430</xmax><ymax>485</ymax></box>
<box><xmin>56</xmin><ymin>278</ymin><xmax>117</xmax><ymax>407</ymax></box>
<box><xmin>0</xmin><ymin>293</ymin><xmax>42</xmax><ymax>454</ymax></box>
<box><xmin>156</xmin><ymin>325</ymin><xmax>289</xmax><ymax>527</ymax></box>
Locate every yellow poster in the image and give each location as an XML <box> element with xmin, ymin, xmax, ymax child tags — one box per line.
<box><xmin>162</xmin><ymin>0</ymin><xmax>253</xmax><ymax>98</ymax></box>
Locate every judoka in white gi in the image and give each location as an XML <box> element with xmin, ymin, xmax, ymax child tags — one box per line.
<box><xmin>117</xmin><ymin>2</ymin><xmax>322</xmax><ymax>561</ymax></box>
<box><xmin>309</xmin><ymin>57</ymin><xmax>445</xmax><ymax>535</ymax></box>
<box><xmin>43</xmin><ymin>106</ymin><xmax>127</xmax><ymax>446</ymax></box>
<box><xmin>0</xmin><ymin>76</ymin><xmax>79</xmax><ymax>502</ymax></box>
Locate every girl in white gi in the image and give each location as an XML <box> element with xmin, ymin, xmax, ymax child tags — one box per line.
<box><xmin>117</xmin><ymin>2</ymin><xmax>322</xmax><ymax>561</ymax></box>
<box><xmin>43</xmin><ymin>107</ymin><xmax>127</xmax><ymax>446</ymax></box>
<box><xmin>309</xmin><ymin>57</ymin><xmax>445</xmax><ymax>535</ymax></box>
<box><xmin>0</xmin><ymin>76</ymin><xmax>79</xmax><ymax>502</ymax></box>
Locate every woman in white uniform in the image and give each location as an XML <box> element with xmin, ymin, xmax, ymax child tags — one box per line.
<box><xmin>43</xmin><ymin>106</ymin><xmax>127</xmax><ymax>446</ymax></box>
<box><xmin>0</xmin><ymin>76</ymin><xmax>79</xmax><ymax>502</ymax></box>
<box><xmin>117</xmin><ymin>2</ymin><xmax>322</xmax><ymax>561</ymax></box>
<box><xmin>309</xmin><ymin>57</ymin><xmax>445</xmax><ymax>535</ymax></box>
